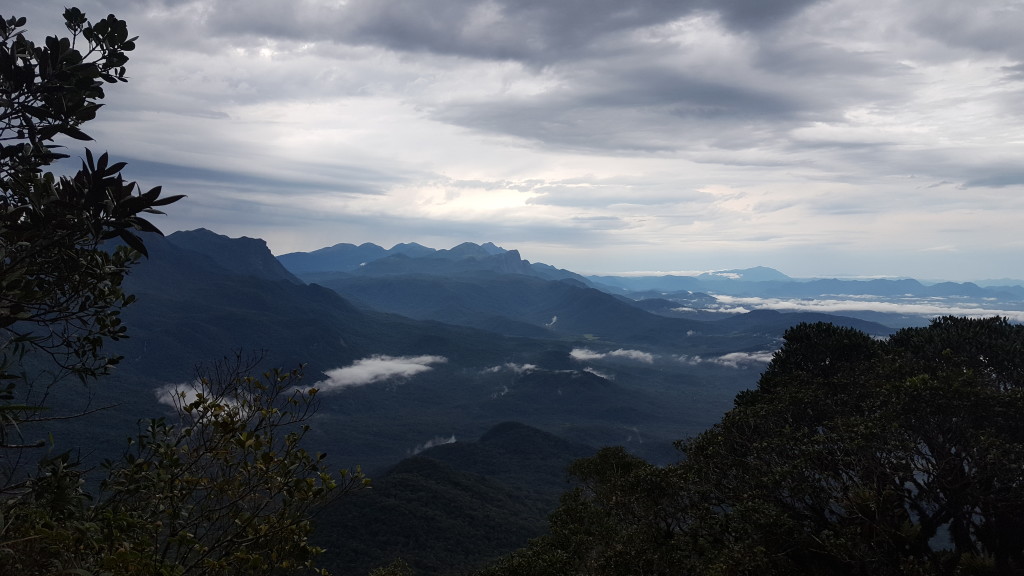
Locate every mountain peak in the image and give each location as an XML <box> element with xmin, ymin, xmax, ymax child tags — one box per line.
<box><xmin>699</xmin><ymin>266</ymin><xmax>791</xmax><ymax>282</ymax></box>
<box><xmin>441</xmin><ymin>242</ymin><xmax>507</xmax><ymax>260</ymax></box>
<box><xmin>479</xmin><ymin>242</ymin><xmax>506</xmax><ymax>255</ymax></box>
<box><xmin>278</xmin><ymin>242</ymin><xmax>388</xmax><ymax>273</ymax></box>
<box><xmin>166</xmin><ymin>229</ymin><xmax>301</xmax><ymax>283</ymax></box>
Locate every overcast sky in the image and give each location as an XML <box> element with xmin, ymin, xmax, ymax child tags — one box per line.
<box><xmin>14</xmin><ymin>0</ymin><xmax>1024</xmax><ymax>280</ymax></box>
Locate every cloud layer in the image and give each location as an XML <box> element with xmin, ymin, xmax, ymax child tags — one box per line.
<box><xmin>708</xmin><ymin>295</ymin><xmax>1024</xmax><ymax>323</ymax></box>
<box><xmin>15</xmin><ymin>0</ymin><xmax>1024</xmax><ymax>280</ymax></box>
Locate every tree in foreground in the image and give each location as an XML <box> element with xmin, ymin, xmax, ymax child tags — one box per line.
<box><xmin>0</xmin><ymin>7</ymin><xmax>182</xmax><ymax>456</ymax></box>
<box><xmin>482</xmin><ymin>317</ymin><xmax>1024</xmax><ymax>576</ymax></box>
<box><xmin>0</xmin><ymin>10</ymin><xmax>364</xmax><ymax>575</ymax></box>
<box><xmin>1</xmin><ymin>356</ymin><xmax>368</xmax><ymax>575</ymax></box>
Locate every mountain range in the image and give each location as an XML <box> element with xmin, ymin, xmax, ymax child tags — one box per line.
<box><xmin>46</xmin><ymin>229</ymin><xmax>1024</xmax><ymax>575</ymax></box>
<box><xmin>280</xmin><ymin>237</ymin><xmax>1024</xmax><ymax>327</ymax></box>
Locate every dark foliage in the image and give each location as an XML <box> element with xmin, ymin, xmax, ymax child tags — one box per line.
<box><xmin>482</xmin><ymin>317</ymin><xmax>1024</xmax><ymax>576</ymax></box>
<box><xmin>314</xmin><ymin>422</ymin><xmax>594</xmax><ymax>576</ymax></box>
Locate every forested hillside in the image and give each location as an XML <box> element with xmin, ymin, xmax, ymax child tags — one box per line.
<box><xmin>480</xmin><ymin>317</ymin><xmax>1024</xmax><ymax>576</ymax></box>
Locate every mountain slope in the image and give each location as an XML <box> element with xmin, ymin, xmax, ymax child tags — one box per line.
<box><xmin>314</xmin><ymin>422</ymin><xmax>595</xmax><ymax>576</ymax></box>
<box><xmin>166</xmin><ymin>227</ymin><xmax>301</xmax><ymax>283</ymax></box>
<box><xmin>304</xmin><ymin>271</ymin><xmax>710</xmax><ymax>346</ymax></box>
<box><xmin>281</xmin><ymin>240</ymin><xmax>590</xmax><ymax>284</ymax></box>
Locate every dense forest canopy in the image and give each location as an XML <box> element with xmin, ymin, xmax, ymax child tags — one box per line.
<box><xmin>482</xmin><ymin>316</ymin><xmax>1024</xmax><ymax>576</ymax></box>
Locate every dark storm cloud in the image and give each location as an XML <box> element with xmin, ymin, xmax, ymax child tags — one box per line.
<box><xmin>909</xmin><ymin>3</ymin><xmax>1024</xmax><ymax>58</ymax></box>
<box><xmin>120</xmin><ymin>157</ymin><xmax>403</xmax><ymax>197</ymax></box>
<box><xmin>711</xmin><ymin>0</ymin><xmax>821</xmax><ymax>30</ymax></box>
<box><xmin>115</xmin><ymin>0</ymin><xmax>822</xmax><ymax>59</ymax></box>
<box><xmin>752</xmin><ymin>40</ymin><xmax>910</xmax><ymax>80</ymax></box>
<box><xmin>431</xmin><ymin>69</ymin><xmax>807</xmax><ymax>153</ymax></box>
<box><xmin>341</xmin><ymin>0</ymin><xmax>822</xmax><ymax>64</ymax></box>
<box><xmin>964</xmin><ymin>170</ymin><xmax>1024</xmax><ymax>189</ymax></box>
<box><xmin>582</xmin><ymin>67</ymin><xmax>801</xmax><ymax>118</ymax></box>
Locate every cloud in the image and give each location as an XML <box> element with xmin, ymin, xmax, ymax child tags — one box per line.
<box><xmin>154</xmin><ymin>380</ymin><xmax>247</xmax><ymax>415</ymax></box>
<box><xmin>678</xmin><ymin>351</ymin><xmax>775</xmax><ymax>368</ymax></box>
<box><xmin>711</xmin><ymin>351</ymin><xmax>776</xmax><ymax>368</ymax></box>
<box><xmin>339</xmin><ymin>0</ymin><xmax>823</xmax><ymax>67</ymax></box>
<box><xmin>571</xmin><ymin>348</ymin><xmax>655</xmax><ymax>363</ymax></box>
<box><xmin>710</xmin><ymin>295</ymin><xmax>1024</xmax><ymax>322</ymax></box>
<box><xmin>410</xmin><ymin>434</ymin><xmax>456</xmax><ymax>455</ymax></box>
<box><xmin>343</xmin><ymin>1</ymin><xmax>691</xmax><ymax>64</ymax></box>
<box><xmin>14</xmin><ymin>1</ymin><xmax>1024</xmax><ymax>281</ymax></box>
<box><xmin>154</xmin><ymin>382</ymin><xmax>205</xmax><ymax>408</ymax></box>
<box><xmin>583</xmin><ymin>367</ymin><xmax>615</xmax><ymax>380</ymax></box>
<box><xmin>316</xmin><ymin>355</ymin><xmax>447</xmax><ymax>392</ymax></box>
<box><xmin>624</xmin><ymin>425</ymin><xmax>644</xmax><ymax>444</ymax></box>
<box><xmin>483</xmin><ymin>363</ymin><xmax>538</xmax><ymax>374</ymax></box>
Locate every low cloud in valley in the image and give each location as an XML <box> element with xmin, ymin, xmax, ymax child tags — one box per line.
<box><xmin>316</xmin><ymin>355</ymin><xmax>447</xmax><ymax>392</ymax></box>
<box><xmin>709</xmin><ymin>295</ymin><xmax>1024</xmax><ymax>323</ymax></box>
<box><xmin>571</xmin><ymin>348</ymin><xmax>655</xmax><ymax>364</ymax></box>
<box><xmin>678</xmin><ymin>351</ymin><xmax>775</xmax><ymax>369</ymax></box>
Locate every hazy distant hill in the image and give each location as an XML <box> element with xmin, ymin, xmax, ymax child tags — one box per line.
<box><xmin>281</xmin><ymin>240</ymin><xmax>590</xmax><ymax>283</ymax></box>
<box><xmin>276</xmin><ymin>241</ymin><xmax>415</xmax><ymax>273</ymax></box>
<box><xmin>591</xmin><ymin>268</ymin><xmax>1020</xmax><ymax>300</ymax></box>
<box><xmin>303</xmin><ymin>270</ymin><xmax>716</xmax><ymax>345</ymax></box>
<box><xmin>711</xmin><ymin>309</ymin><xmax>895</xmax><ymax>336</ymax></box>
<box><xmin>288</xmin><ymin>247</ymin><xmax>892</xmax><ymax>343</ymax></box>
<box><xmin>698</xmin><ymin>266</ymin><xmax>793</xmax><ymax>282</ymax></box>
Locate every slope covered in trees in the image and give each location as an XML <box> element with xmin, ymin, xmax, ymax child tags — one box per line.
<box><xmin>482</xmin><ymin>316</ymin><xmax>1024</xmax><ymax>576</ymax></box>
<box><xmin>314</xmin><ymin>422</ymin><xmax>595</xmax><ymax>575</ymax></box>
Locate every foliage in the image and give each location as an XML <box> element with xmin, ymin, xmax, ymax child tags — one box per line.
<box><xmin>314</xmin><ymin>422</ymin><xmax>593</xmax><ymax>576</ymax></box>
<box><xmin>478</xmin><ymin>446</ymin><xmax>693</xmax><ymax>576</ymax></box>
<box><xmin>481</xmin><ymin>317</ymin><xmax>1024</xmax><ymax>576</ymax></box>
<box><xmin>0</xmin><ymin>10</ymin><xmax>359</xmax><ymax>576</ymax></box>
<box><xmin>0</xmin><ymin>7</ymin><xmax>183</xmax><ymax>454</ymax></box>
<box><xmin>369</xmin><ymin>558</ymin><xmax>415</xmax><ymax>576</ymax></box>
<box><xmin>0</xmin><ymin>357</ymin><xmax>368</xmax><ymax>575</ymax></box>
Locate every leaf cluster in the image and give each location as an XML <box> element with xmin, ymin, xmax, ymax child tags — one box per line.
<box><xmin>0</xmin><ymin>8</ymin><xmax>183</xmax><ymax>452</ymax></box>
<box><xmin>0</xmin><ymin>8</ymin><xmax>132</xmax><ymax>167</ymax></box>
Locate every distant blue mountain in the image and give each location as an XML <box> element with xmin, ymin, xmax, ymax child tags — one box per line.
<box><xmin>697</xmin><ymin>266</ymin><xmax>793</xmax><ymax>282</ymax></box>
<box><xmin>167</xmin><ymin>228</ymin><xmax>301</xmax><ymax>284</ymax></box>
<box><xmin>591</xmin><ymin>269</ymin><xmax>1021</xmax><ymax>300</ymax></box>
<box><xmin>276</xmin><ymin>242</ymin><xmax>391</xmax><ymax>273</ymax></box>
<box><xmin>280</xmin><ymin>241</ymin><xmax>590</xmax><ymax>284</ymax></box>
<box><xmin>280</xmin><ymin>240</ymin><xmax>1024</xmax><ymax>331</ymax></box>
